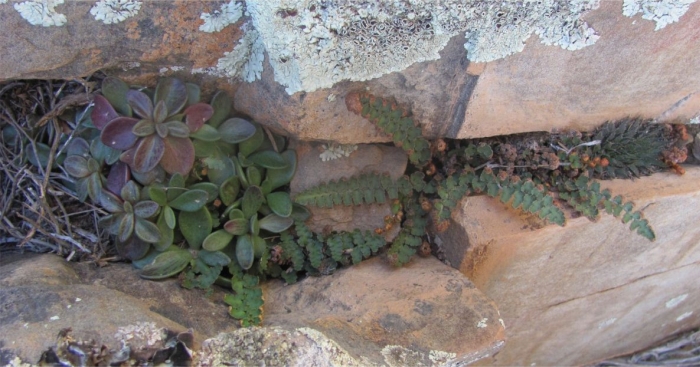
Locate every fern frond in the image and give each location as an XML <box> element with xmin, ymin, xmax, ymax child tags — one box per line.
<box><xmin>225</xmin><ymin>261</ymin><xmax>264</xmax><ymax>327</ymax></box>
<box><xmin>346</xmin><ymin>92</ymin><xmax>431</xmax><ymax>167</ymax></box>
<box><xmin>294</xmin><ymin>173</ymin><xmax>417</xmax><ymax>208</ymax></box>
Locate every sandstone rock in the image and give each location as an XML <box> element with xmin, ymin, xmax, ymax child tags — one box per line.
<box><xmin>290</xmin><ymin>141</ymin><xmax>407</xmax><ymax>240</ymax></box>
<box><xmin>0</xmin><ymin>1</ymin><xmax>244</xmax><ymax>95</ymax></box>
<box><xmin>438</xmin><ymin>167</ymin><xmax>700</xmax><ymax>365</ymax></box>
<box><xmin>262</xmin><ymin>256</ymin><xmax>505</xmax><ymax>366</ymax></box>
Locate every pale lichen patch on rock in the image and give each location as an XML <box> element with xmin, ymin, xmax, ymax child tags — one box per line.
<box><xmin>199</xmin><ymin>0</ymin><xmax>243</xmax><ymax>33</ymax></box>
<box><xmin>90</xmin><ymin>0</ymin><xmax>142</xmax><ymax>25</ymax></box>
<box><xmin>319</xmin><ymin>143</ymin><xmax>358</xmax><ymax>162</ymax></box>
<box><xmin>213</xmin><ymin>25</ymin><xmax>265</xmax><ymax>82</ymax></box>
<box><xmin>241</xmin><ymin>0</ymin><xmax>602</xmax><ymax>94</ymax></box>
<box><xmin>623</xmin><ymin>0</ymin><xmax>697</xmax><ymax>30</ymax></box>
<box><xmin>14</xmin><ymin>0</ymin><xmax>67</xmax><ymax>27</ymax></box>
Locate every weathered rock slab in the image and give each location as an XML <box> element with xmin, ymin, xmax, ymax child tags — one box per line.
<box><xmin>438</xmin><ymin>167</ymin><xmax>700</xmax><ymax>365</ymax></box>
<box><xmin>263</xmin><ymin>256</ymin><xmax>505</xmax><ymax>366</ymax></box>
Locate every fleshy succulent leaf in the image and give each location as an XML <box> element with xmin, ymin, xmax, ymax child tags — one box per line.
<box><xmin>163</xmin><ymin>206</ymin><xmax>176</xmax><ymax>229</ymax></box>
<box><xmin>99</xmin><ymin>189</ymin><xmax>124</xmax><ymax>213</ymax></box>
<box><xmin>190</xmin><ymin>124</ymin><xmax>220</xmax><ymax>141</ymax></box>
<box><xmin>140</xmin><ymin>249</ymin><xmax>193</xmax><ymax>280</ymax></box>
<box><xmin>64</xmin><ymin>155</ymin><xmax>91</xmax><ymax>178</ymax></box>
<box><xmin>86</xmin><ymin>173</ymin><xmax>103</xmax><ymax>203</ymax></box>
<box><xmin>169</xmin><ymin>189</ymin><xmax>209</xmax><ymax>211</ymax></box>
<box><xmin>185</xmin><ymin>83</ymin><xmax>201</xmax><ymax>106</ymax></box>
<box><xmin>132</xmin><ymin>119</ymin><xmax>156</xmax><ymax>137</ymax></box>
<box><xmin>155</xmin><ymin>77</ymin><xmax>188</xmax><ymax>116</ymax></box>
<box><xmin>242</xmin><ymin>186</ymin><xmax>264</xmax><ymax>219</ymax></box>
<box><xmin>290</xmin><ymin>203</ymin><xmax>311</xmax><ymax>221</ymax></box>
<box><xmin>126</xmin><ymin>90</ymin><xmax>154</xmax><ymax>119</ymax></box>
<box><xmin>148</xmin><ymin>186</ymin><xmax>168</xmax><ymax>206</ymax></box>
<box><xmin>219</xmin><ymin>118</ymin><xmax>256</xmax><ymax>144</ymax></box>
<box><xmin>203</xmin><ymin>229</ymin><xmax>234</xmax><ymax>252</ymax></box>
<box><xmin>66</xmin><ymin>138</ymin><xmax>90</xmax><ymax>157</ymax></box>
<box><xmin>184</xmin><ymin>103</ymin><xmax>213</xmax><ymax>132</ymax></box>
<box><xmin>266</xmin><ymin>192</ymin><xmax>292</xmax><ymax>217</ymax></box>
<box><xmin>91</xmin><ymin>94</ymin><xmax>119</xmax><ymax>130</ymax></box>
<box><xmin>248</xmin><ymin>150</ymin><xmax>288</xmax><ymax>169</ymax></box>
<box><xmin>188</xmin><ymin>182</ymin><xmax>219</xmax><ymax>204</ymax></box>
<box><xmin>208</xmin><ymin>91</ymin><xmax>231</xmax><ymax>128</ymax></box>
<box><xmin>101</xmin><ymin>117</ymin><xmax>139</xmax><ymax>150</ymax></box>
<box><xmin>238</xmin><ymin>124</ymin><xmax>264</xmax><ymax>156</ymax></box>
<box><xmin>153</xmin><ymin>100</ymin><xmax>169</xmax><ymax>124</ymax></box>
<box><xmin>265</xmin><ymin>150</ymin><xmax>297</xmax><ymax>191</ymax></box>
<box><xmin>165</xmin><ymin>121</ymin><xmax>191</xmax><ymax>138</ymax></box>
<box><xmin>118</xmin><ymin>213</ymin><xmax>135</xmax><ymax>242</ymax></box>
<box><xmin>105</xmin><ymin>161</ymin><xmax>130</xmax><ymax>196</ymax></box>
<box><xmin>132</xmin><ymin>135</ymin><xmax>165</xmax><ymax>174</ymax></box>
<box><xmin>133</xmin><ymin>200</ymin><xmax>159</xmax><ymax>218</ymax></box>
<box><xmin>179</xmin><ymin>207</ymin><xmax>212</xmax><ymax>250</ymax></box>
<box><xmin>116</xmin><ymin>236</ymin><xmax>151</xmax><ymax>261</ymax></box>
<box><xmin>135</xmin><ymin>217</ymin><xmax>161</xmax><ymax>243</ymax></box>
<box><xmin>224</xmin><ymin>218</ymin><xmax>248</xmax><ymax>236</ymax></box>
<box><xmin>121</xmin><ymin>181</ymin><xmax>141</xmax><ymax>203</ymax></box>
<box><xmin>236</xmin><ymin>235</ymin><xmax>255</xmax><ymax>270</ymax></box>
<box><xmin>220</xmin><ymin>176</ymin><xmax>241</xmax><ymax>206</ymax></box>
<box><xmin>154</xmin><ymin>212</ymin><xmax>174</xmax><ymax>251</ymax></box>
<box><xmin>258</xmin><ymin>214</ymin><xmax>294</xmax><ymax>233</ymax></box>
<box><xmin>160</xmin><ymin>136</ymin><xmax>195</xmax><ymax>176</ymax></box>
<box><xmin>101</xmin><ymin>76</ymin><xmax>132</xmax><ymax>116</ymax></box>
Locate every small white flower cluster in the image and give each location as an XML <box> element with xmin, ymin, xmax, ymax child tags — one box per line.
<box><xmin>319</xmin><ymin>143</ymin><xmax>358</xmax><ymax>162</ymax></box>
<box><xmin>90</xmin><ymin>0</ymin><xmax>142</xmax><ymax>25</ymax></box>
<box><xmin>14</xmin><ymin>0</ymin><xmax>66</xmax><ymax>27</ymax></box>
<box><xmin>199</xmin><ymin>0</ymin><xmax>243</xmax><ymax>33</ymax></box>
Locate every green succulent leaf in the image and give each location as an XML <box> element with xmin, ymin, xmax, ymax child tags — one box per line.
<box><xmin>220</xmin><ymin>176</ymin><xmax>241</xmax><ymax>206</ymax></box>
<box><xmin>203</xmin><ymin>229</ymin><xmax>234</xmax><ymax>252</ymax></box>
<box><xmin>252</xmin><ymin>235</ymin><xmax>266</xmax><ymax>258</ymax></box>
<box><xmin>153</xmin><ymin>100</ymin><xmax>169</xmax><ymax>124</ymax></box>
<box><xmin>190</xmin><ymin>124</ymin><xmax>220</xmax><ymax>141</ymax></box>
<box><xmin>239</xmin><ymin>124</ymin><xmax>265</xmax><ymax>156</ymax></box>
<box><xmin>185</xmin><ymin>82</ymin><xmax>201</xmax><ymax>106</ymax></box>
<box><xmin>26</xmin><ymin>143</ymin><xmax>51</xmax><ymax>169</ymax></box>
<box><xmin>165</xmin><ymin>121</ymin><xmax>191</xmax><ymax>138</ymax></box>
<box><xmin>101</xmin><ymin>77</ymin><xmax>132</xmax><ymax>116</ymax></box>
<box><xmin>64</xmin><ymin>155</ymin><xmax>91</xmax><ymax>178</ymax></box>
<box><xmin>224</xmin><ymin>218</ymin><xmax>248</xmax><ymax>236</ymax></box>
<box><xmin>99</xmin><ymin>189</ymin><xmax>124</xmax><ymax>213</ymax></box>
<box><xmin>179</xmin><ymin>207</ymin><xmax>212</xmax><ymax>250</ymax></box>
<box><xmin>258</xmin><ymin>213</ymin><xmax>294</xmax><ymax>233</ymax></box>
<box><xmin>163</xmin><ymin>205</ymin><xmax>176</xmax><ymax>229</ymax></box>
<box><xmin>148</xmin><ymin>186</ymin><xmax>168</xmax><ymax>206</ymax></box>
<box><xmin>266</xmin><ymin>192</ymin><xmax>292</xmax><ymax>217</ymax></box>
<box><xmin>247</xmin><ymin>166</ymin><xmax>262</xmax><ymax>187</ymax></box>
<box><xmin>219</xmin><ymin>118</ymin><xmax>256</xmax><ymax>144</ymax></box>
<box><xmin>228</xmin><ymin>208</ymin><xmax>245</xmax><ymax>220</ymax></box>
<box><xmin>118</xmin><ymin>213</ymin><xmax>135</xmax><ymax>242</ymax></box>
<box><xmin>205</xmin><ymin>153</ymin><xmax>235</xmax><ymax>186</ymax></box>
<box><xmin>198</xmin><ymin>250</ymin><xmax>231</xmax><ymax>267</ymax></box>
<box><xmin>133</xmin><ymin>200</ymin><xmax>159</xmax><ymax>218</ymax></box>
<box><xmin>248</xmin><ymin>150</ymin><xmax>288</xmax><ymax>169</ymax></box>
<box><xmin>265</xmin><ymin>150</ymin><xmax>297</xmax><ymax>191</ymax></box>
<box><xmin>154</xmin><ymin>77</ymin><xmax>188</xmax><ymax>116</ymax></box>
<box><xmin>154</xmin><ymin>212</ymin><xmax>174</xmax><ymax>251</ymax></box>
<box><xmin>169</xmin><ymin>189</ymin><xmax>209</xmax><ymax>212</ymax></box>
<box><xmin>236</xmin><ymin>235</ymin><xmax>255</xmax><ymax>270</ymax></box>
<box><xmin>188</xmin><ymin>182</ymin><xmax>219</xmax><ymax>204</ymax></box>
<box><xmin>208</xmin><ymin>91</ymin><xmax>231</xmax><ymax>128</ymax></box>
<box><xmin>140</xmin><ymin>249</ymin><xmax>193</xmax><ymax>280</ymax></box>
<box><xmin>250</xmin><ymin>215</ymin><xmax>260</xmax><ymax>236</ymax></box>
<box><xmin>134</xmin><ymin>217</ymin><xmax>161</xmax><ymax>243</ymax></box>
<box><xmin>290</xmin><ymin>203</ymin><xmax>311</xmax><ymax>221</ymax></box>
<box><xmin>121</xmin><ymin>181</ymin><xmax>141</xmax><ymax>203</ymax></box>
<box><xmin>242</xmin><ymin>186</ymin><xmax>264</xmax><ymax>219</ymax></box>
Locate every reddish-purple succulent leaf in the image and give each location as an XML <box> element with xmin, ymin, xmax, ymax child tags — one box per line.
<box><xmin>106</xmin><ymin>161</ymin><xmax>130</xmax><ymax>196</ymax></box>
<box><xmin>160</xmin><ymin>136</ymin><xmax>195</xmax><ymax>176</ymax></box>
<box><xmin>134</xmin><ymin>200</ymin><xmax>159</xmax><ymax>219</ymax></box>
<box><xmin>184</xmin><ymin>103</ymin><xmax>213</xmax><ymax>132</ymax></box>
<box><xmin>91</xmin><ymin>95</ymin><xmax>119</xmax><ymax>130</ymax></box>
<box><xmin>64</xmin><ymin>155</ymin><xmax>91</xmax><ymax>178</ymax></box>
<box><xmin>101</xmin><ymin>117</ymin><xmax>139</xmax><ymax>150</ymax></box>
<box><xmin>119</xmin><ymin>146</ymin><xmax>136</xmax><ymax>167</ymax></box>
<box><xmin>154</xmin><ymin>78</ymin><xmax>188</xmax><ymax>116</ymax></box>
<box><xmin>67</xmin><ymin>137</ymin><xmax>90</xmax><ymax>157</ymax></box>
<box><xmin>164</xmin><ymin>121</ymin><xmax>190</xmax><ymax>138</ymax></box>
<box><xmin>99</xmin><ymin>189</ymin><xmax>124</xmax><ymax>213</ymax></box>
<box><xmin>126</xmin><ymin>90</ymin><xmax>154</xmax><ymax>119</ymax></box>
<box><xmin>116</xmin><ymin>236</ymin><xmax>150</xmax><ymax>261</ymax></box>
<box><xmin>153</xmin><ymin>100</ymin><xmax>169</xmax><ymax>124</ymax></box>
<box><xmin>132</xmin><ymin>134</ymin><xmax>165</xmax><ymax>174</ymax></box>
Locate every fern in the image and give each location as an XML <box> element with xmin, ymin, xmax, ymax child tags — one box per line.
<box><xmin>559</xmin><ymin>176</ymin><xmax>655</xmax><ymax>240</ymax></box>
<box><xmin>434</xmin><ymin>172</ymin><xmax>474</xmax><ymax>224</ymax></box>
<box><xmin>279</xmin><ymin>230</ymin><xmax>305</xmax><ymax>272</ymax></box>
<box><xmin>387</xmin><ymin>200</ymin><xmax>428</xmax><ymax>266</ymax></box>
<box><xmin>294</xmin><ymin>173</ymin><xmax>421</xmax><ymax>208</ymax></box>
<box><xmin>346</xmin><ymin>92</ymin><xmax>432</xmax><ymax>167</ymax></box>
<box><xmin>224</xmin><ymin>260</ymin><xmax>264</xmax><ymax>327</ymax></box>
